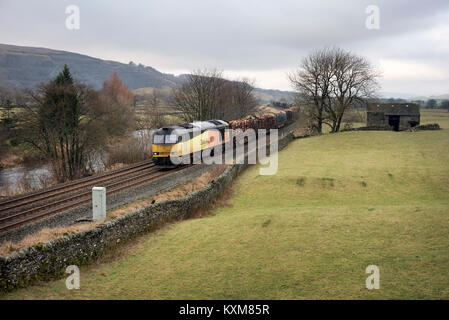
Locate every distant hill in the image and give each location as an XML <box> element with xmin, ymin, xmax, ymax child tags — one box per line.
<box><xmin>410</xmin><ymin>94</ymin><xmax>449</xmax><ymax>101</ymax></box>
<box><xmin>0</xmin><ymin>43</ymin><xmax>296</xmax><ymax>104</ymax></box>
<box><xmin>253</xmin><ymin>88</ymin><xmax>295</xmax><ymax>104</ymax></box>
<box><xmin>133</xmin><ymin>86</ymin><xmax>296</xmax><ymax>106</ymax></box>
<box><xmin>380</xmin><ymin>91</ymin><xmax>449</xmax><ymax>101</ymax></box>
<box><xmin>0</xmin><ymin>43</ymin><xmax>181</xmax><ymax>90</ymax></box>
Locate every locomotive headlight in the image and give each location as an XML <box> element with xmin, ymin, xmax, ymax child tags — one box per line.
<box><xmin>153</xmin><ymin>152</ymin><xmax>159</xmax><ymax>155</ymax></box>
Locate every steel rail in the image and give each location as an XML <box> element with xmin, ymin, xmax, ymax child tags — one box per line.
<box><xmin>0</xmin><ymin>165</ymin><xmax>190</xmax><ymax>232</ymax></box>
<box><xmin>0</xmin><ymin>162</ymin><xmax>156</xmax><ymax>214</ymax></box>
<box><xmin>0</xmin><ymin>160</ymin><xmax>155</xmax><ymax>209</ymax></box>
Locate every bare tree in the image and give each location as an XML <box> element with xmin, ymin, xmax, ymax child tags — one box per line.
<box><xmin>326</xmin><ymin>49</ymin><xmax>379</xmax><ymax>132</ymax></box>
<box><xmin>172</xmin><ymin>69</ymin><xmax>225</xmax><ymax>122</ymax></box>
<box><xmin>227</xmin><ymin>78</ymin><xmax>258</xmax><ymax>119</ymax></box>
<box><xmin>289</xmin><ymin>49</ymin><xmax>333</xmax><ymax>133</ymax></box>
<box><xmin>172</xmin><ymin>69</ymin><xmax>257</xmax><ymax>122</ymax></box>
<box><xmin>289</xmin><ymin>47</ymin><xmax>379</xmax><ymax>133</ymax></box>
<box><xmin>138</xmin><ymin>91</ymin><xmax>166</xmax><ymax>130</ymax></box>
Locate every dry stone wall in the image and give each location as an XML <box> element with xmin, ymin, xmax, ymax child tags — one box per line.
<box><xmin>0</xmin><ymin>128</ymin><xmax>296</xmax><ymax>292</ymax></box>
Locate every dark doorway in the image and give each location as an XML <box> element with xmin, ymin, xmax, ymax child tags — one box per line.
<box><xmin>388</xmin><ymin>115</ymin><xmax>400</xmax><ymax>131</ymax></box>
<box><xmin>409</xmin><ymin>120</ymin><xmax>419</xmax><ymax>128</ymax></box>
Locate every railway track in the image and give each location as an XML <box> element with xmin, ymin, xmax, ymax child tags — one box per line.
<box><xmin>0</xmin><ymin>160</ymin><xmax>190</xmax><ymax>233</ymax></box>
<box><xmin>0</xmin><ymin>159</ymin><xmax>155</xmax><ymax>211</ymax></box>
<box><xmin>0</xmin><ymin>122</ymin><xmax>292</xmax><ymax>236</ymax></box>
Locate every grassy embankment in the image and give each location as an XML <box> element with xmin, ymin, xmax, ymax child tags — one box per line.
<box><xmin>2</xmin><ymin>109</ymin><xmax>449</xmax><ymax>299</ymax></box>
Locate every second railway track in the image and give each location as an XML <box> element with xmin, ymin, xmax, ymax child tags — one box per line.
<box><xmin>0</xmin><ymin>160</ymin><xmax>191</xmax><ymax>233</ymax></box>
<box><xmin>0</xmin><ymin>159</ymin><xmax>156</xmax><ymax>212</ymax></box>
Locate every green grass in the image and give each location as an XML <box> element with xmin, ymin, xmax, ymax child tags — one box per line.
<box><xmin>420</xmin><ymin>109</ymin><xmax>449</xmax><ymax>129</ymax></box>
<box><xmin>2</xmin><ymin>110</ymin><xmax>449</xmax><ymax>299</ymax></box>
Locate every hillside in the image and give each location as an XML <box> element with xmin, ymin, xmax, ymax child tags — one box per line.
<box><xmin>0</xmin><ymin>43</ymin><xmax>180</xmax><ymax>90</ymax></box>
<box><xmin>253</xmin><ymin>88</ymin><xmax>295</xmax><ymax>104</ymax></box>
<box><xmin>411</xmin><ymin>94</ymin><xmax>449</xmax><ymax>101</ymax></box>
<box><xmin>0</xmin><ymin>43</ymin><xmax>295</xmax><ymax>104</ymax></box>
<box><xmin>380</xmin><ymin>92</ymin><xmax>449</xmax><ymax>101</ymax></box>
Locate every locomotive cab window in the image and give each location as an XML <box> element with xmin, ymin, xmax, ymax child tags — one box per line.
<box><xmin>181</xmin><ymin>133</ymin><xmax>191</xmax><ymax>141</ymax></box>
<box><xmin>153</xmin><ymin>135</ymin><xmax>164</xmax><ymax>144</ymax></box>
<box><xmin>165</xmin><ymin>135</ymin><xmax>178</xmax><ymax>144</ymax></box>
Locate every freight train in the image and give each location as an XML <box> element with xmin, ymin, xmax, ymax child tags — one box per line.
<box><xmin>228</xmin><ymin>107</ymin><xmax>299</xmax><ymax>131</ymax></box>
<box><xmin>151</xmin><ymin>106</ymin><xmax>299</xmax><ymax>166</ymax></box>
<box><xmin>152</xmin><ymin>120</ymin><xmax>229</xmax><ymax>166</ymax></box>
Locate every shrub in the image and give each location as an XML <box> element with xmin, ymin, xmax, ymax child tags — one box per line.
<box><xmin>415</xmin><ymin>123</ymin><xmax>440</xmax><ymax>130</ymax></box>
<box><xmin>105</xmin><ymin>137</ymin><xmax>148</xmax><ymax>168</ymax></box>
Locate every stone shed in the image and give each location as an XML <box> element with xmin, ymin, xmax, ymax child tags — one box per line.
<box><xmin>366</xmin><ymin>102</ymin><xmax>420</xmax><ymax>131</ymax></box>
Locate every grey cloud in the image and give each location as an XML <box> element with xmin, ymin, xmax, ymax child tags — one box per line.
<box><xmin>0</xmin><ymin>0</ymin><xmax>448</xmax><ymax>94</ymax></box>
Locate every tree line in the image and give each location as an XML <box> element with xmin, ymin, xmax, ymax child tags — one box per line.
<box><xmin>1</xmin><ymin>66</ymin><xmax>135</xmax><ymax>181</ymax></box>
<box><xmin>422</xmin><ymin>99</ymin><xmax>449</xmax><ymax>110</ymax></box>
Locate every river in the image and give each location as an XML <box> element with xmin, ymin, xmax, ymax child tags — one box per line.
<box><xmin>0</xmin><ymin>130</ymin><xmax>154</xmax><ymax>195</ymax></box>
<box><xmin>0</xmin><ymin>164</ymin><xmax>52</xmax><ymax>193</ymax></box>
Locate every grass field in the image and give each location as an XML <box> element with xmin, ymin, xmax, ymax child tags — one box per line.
<box><xmin>2</xmin><ymin>109</ymin><xmax>449</xmax><ymax>299</ymax></box>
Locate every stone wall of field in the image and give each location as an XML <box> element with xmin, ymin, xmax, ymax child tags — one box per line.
<box><xmin>0</xmin><ymin>127</ymin><xmax>296</xmax><ymax>293</ymax></box>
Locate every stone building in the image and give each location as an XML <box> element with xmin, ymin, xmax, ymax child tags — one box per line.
<box><xmin>366</xmin><ymin>102</ymin><xmax>420</xmax><ymax>131</ymax></box>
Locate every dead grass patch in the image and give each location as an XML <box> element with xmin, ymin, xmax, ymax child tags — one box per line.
<box><xmin>102</xmin><ymin>163</ymin><xmax>127</xmax><ymax>173</ymax></box>
<box><xmin>0</xmin><ymin>224</ymin><xmax>98</xmax><ymax>257</ymax></box>
<box><xmin>293</xmin><ymin>126</ymin><xmax>317</xmax><ymax>138</ymax></box>
<box><xmin>0</xmin><ymin>165</ymin><xmax>229</xmax><ymax>257</ymax></box>
<box><xmin>0</xmin><ymin>153</ymin><xmax>22</xmax><ymax>168</ymax></box>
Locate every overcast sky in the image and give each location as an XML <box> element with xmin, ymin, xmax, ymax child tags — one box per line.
<box><xmin>1</xmin><ymin>0</ymin><xmax>448</xmax><ymax>96</ymax></box>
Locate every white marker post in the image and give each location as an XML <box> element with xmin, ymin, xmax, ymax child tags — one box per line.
<box><xmin>92</xmin><ymin>187</ymin><xmax>106</xmax><ymax>221</ymax></box>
